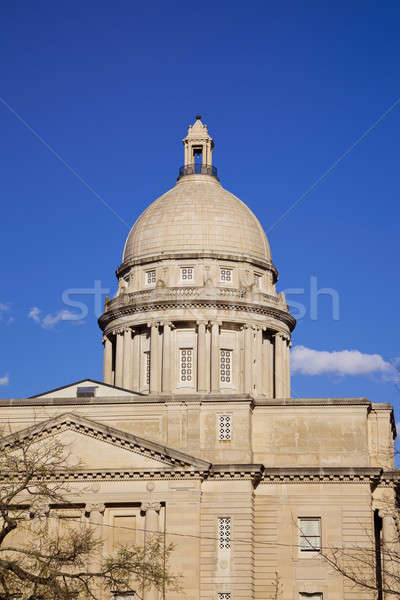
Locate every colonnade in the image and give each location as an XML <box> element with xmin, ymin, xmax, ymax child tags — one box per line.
<box><xmin>103</xmin><ymin>321</ymin><xmax>291</xmax><ymax>397</ymax></box>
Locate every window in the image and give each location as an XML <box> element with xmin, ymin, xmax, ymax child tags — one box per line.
<box><xmin>220</xmin><ymin>349</ymin><xmax>232</xmax><ymax>384</ymax></box>
<box><xmin>218</xmin><ymin>415</ymin><xmax>232</xmax><ymax>440</ymax></box>
<box><xmin>145</xmin><ymin>270</ymin><xmax>156</xmax><ymax>286</ymax></box>
<box><xmin>299</xmin><ymin>518</ymin><xmax>321</xmax><ymax>552</ymax></box>
<box><xmin>218</xmin><ymin>517</ymin><xmax>231</xmax><ymax>549</ymax></box>
<box><xmin>145</xmin><ymin>351</ymin><xmax>150</xmax><ymax>386</ymax></box>
<box><xmin>179</xmin><ymin>348</ymin><xmax>193</xmax><ymax>382</ymax></box>
<box><xmin>220</xmin><ymin>268</ymin><xmax>232</xmax><ymax>283</ymax></box>
<box><xmin>254</xmin><ymin>273</ymin><xmax>261</xmax><ymax>288</ymax></box>
<box><xmin>180</xmin><ymin>267</ymin><xmax>194</xmax><ymax>281</ymax></box>
<box><xmin>218</xmin><ymin>595</ymin><xmax>231</xmax><ymax>600</ymax></box>
<box><xmin>76</xmin><ymin>386</ymin><xmax>96</xmax><ymax>398</ymax></box>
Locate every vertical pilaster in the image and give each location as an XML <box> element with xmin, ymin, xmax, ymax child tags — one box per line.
<box><xmin>141</xmin><ymin>502</ymin><xmax>162</xmax><ymax>600</ymax></box>
<box><xmin>162</xmin><ymin>321</ymin><xmax>172</xmax><ymax>393</ymax></box>
<box><xmin>381</xmin><ymin>509</ymin><xmax>397</xmax><ymax>599</ymax></box>
<box><xmin>122</xmin><ymin>328</ymin><xmax>133</xmax><ymax>390</ymax></box>
<box><xmin>149</xmin><ymin>322</ymin><xmax>160</xmax><ymax>393</ymax></box>
<box><xmin>86</xmin><ymin>502</ymin><xmax>105</xmax><ymax>596</ymax></box>
<box><xmin>114</xmin><ymin>329</ymin><xmax>124</xmax><ymax>387</ymax></box>
<box><xmin>197</xmin><ymin>321</ymin><xmax>207</xmax><ymax>392</ymax></box>
<box><xmin>286</xmin><ymin>337</ymin><xmax>291</xmax><ymax>398</ymax></box>
<box><xmin>102</xmin><ymin>335</ymin><xmax>113</xmax><ymax>384</ymax></box>
<box><xmin>210</xmin><ymin>321</ymin><xmax>220</xmax><ymax>393</ymax></box>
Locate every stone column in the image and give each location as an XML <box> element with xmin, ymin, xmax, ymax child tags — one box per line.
<box><xmin>162</xmin><ymin>321</ymin><xmax>172</xmax><ymax>393</ymax></box>
<box><xmin>102</xmin><ymin>335</ymin><xmax>113</xmax><ymax>384</ymax></box>
<box><xmin>141</xmin><ymin>502</ymin><xmax>162</xmax><ymax>600</ymax></box>
<box><xmin>197</xmin><ymin>321</ymin><xmax>207</xmax><ymax>392</ymax></box>
<box><xmin>114</xmin><ymin>329</ymin><xmax>124</xmax><ymax>387</ymax></box>
<box><xmin>123</xmin><ymin>328</ymin><xmax>133</xmax><ymax>390</ymax></box>
<box><xmin>86</xmin><ymin>503</ymin><xmax>105</xmax><ymax>577</ymax></box>
<box><xmin>132</xmin><ymin>329</ymin><xmax>140</xmax><ymax>392</ymax></box>
<box><xmin>274</xmin><ymin>333</ymin><xmax>285</xmax><ymax>398</ymax></box>
<box><xmin>285</xmin><ymin>337</ymin><xmax>291</xmax><ymax>398</ymax></box>
<box><xmin>210</xmin><ymin>321</ymin><xmax>220</xmax><ymax>393</ymax></box>
<box><xmin>254</xmin><ymin>326</ymin><xmax>263</xmax><ymax>394</ymax></box>
<box><xmin>262</xmin><ymin>332</ymin><xmax>274</xmax><ymax>397</ymax></box>
<box><xmin>149</xmin><ymin>322</ymin><xmax>160</xmax><ymax>393</ymax></box>
<box><xmin>243</xmin><ymin>324</ymin><xmax>252</xmax><ymax>394</ymax></box>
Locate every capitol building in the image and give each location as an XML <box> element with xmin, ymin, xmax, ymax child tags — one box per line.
<box><xmin>1</xmin><ymin>117</ymin><xmax>397</xmax><ymax>600</ymax></box>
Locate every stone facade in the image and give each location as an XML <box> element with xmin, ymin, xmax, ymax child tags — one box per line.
<box><xmin>1</xmin><ymin>117</ymin><xmax>398</xmax><ymax>599</ymax></box>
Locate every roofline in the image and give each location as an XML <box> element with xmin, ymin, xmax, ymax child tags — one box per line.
<box><xmin>28</xmin><ymin>378</ymin><xmax>146</xmax><ymax>399</ymax></box>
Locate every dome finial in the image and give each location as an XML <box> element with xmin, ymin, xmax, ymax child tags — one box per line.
<box><xmin>182</xmin><ymin>116</ymin><xmax>215</xmax><ymax>171</ymax></box>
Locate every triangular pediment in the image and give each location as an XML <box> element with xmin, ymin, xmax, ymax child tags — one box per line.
<box><xmin>2</xmin><ymin>413</ymin><xmax>210</xmax><ymax>472</ymax></box>
<box><xmin>30</xmin><ymin>379</ymin><xmax>143</xmax><ymax>399</ymax></box>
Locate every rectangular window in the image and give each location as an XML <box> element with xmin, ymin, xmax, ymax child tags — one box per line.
<box><xmin>254</xmin><ymin>273</ymin><xmax>261</xmax><ymax>288</ymax></box>
<box><xmin>146</xmin><ymin>270</ymin><xmax>156</xmax><ymax>286</ymax></box>
<box><xmin>220</xmin><ymin>349</ymin><xmax>232</xmax><ymax>384</ymax></box>
<box><xmin>218</xmin><ymin>517</ymin><xmax>231</xmax><ymax>549</ymax></box>
<box><xmin>218</xmin><ymin>595</ymin><xmax>231</xmax><ymax>600</ymax></box>
<box><xmin>218</xmin><ymin>415</ymin><xmax>232</xmax><ymax>440</ymax></box>
<box><xmin>299</xmin><ymin>518</ymin><xmax>321</xmax><ymax>552</ymax></box>
<box><xmin>145</xmin><ymin>351</ymin><xmax>150</xmax><ymax>386</ymax></box>
<box><xmin>179</xmin><ymin>348</ymin><xmax>193</xmax><ymax>382</ymax></box>
<box><xmin>180</xmin><ymin>267</ymin><xmax>194</xmax><ymax>281</ymax></box>
<box><xmin>220</xmin><ymin>268</ymin><xmax>232</xmax><ymax>283</ymax></box>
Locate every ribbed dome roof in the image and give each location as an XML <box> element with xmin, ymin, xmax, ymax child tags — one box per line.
<box><xmin>122</xmin><ymin>175</ymin><xmax>271</xmax><ymax>265</ymax></box>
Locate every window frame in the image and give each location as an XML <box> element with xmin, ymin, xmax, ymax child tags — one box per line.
<box><xmin>220</xmin><ymin>267</ymin><xmax>233</xmax><ymax>284</ymax></box>
<box><xmin>217</xmin><ymin>516</ymin><xmax>231</xmax><ymax>550</ymax></box>
<box><xmin>179</xmin><ymin>347</ymin><xmax>194</xmax><ymax>383</ymax></box>
<box><xmin>218</xmin><ymin>414</ymin><xmax>232</xmax><ymax>441</ymax></box>
<box><xmin>179</xmin><ymin>266</ymin><xmax>194</xmax><ymax>283</ymax></box>
<box><xmin>145</xmin><ymin>269</ymin><xmax>156</xmax><ymax>287</ymax></box>
<box><xmin>219</xmin><ymin>348</ymin><xmax>233</xmax><ymax>386</ymax></box>
<box><xmin>298</xmin><ymin>517</ymin><xmax>321</xmax><ymax>554</ymax></box>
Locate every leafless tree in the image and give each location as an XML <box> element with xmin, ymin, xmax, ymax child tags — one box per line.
<box><xmin>0</xmin><ymin>426</ymin><xmax>180</xmax><ymax>599</ymax></box>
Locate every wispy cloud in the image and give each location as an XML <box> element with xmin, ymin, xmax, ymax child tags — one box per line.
<box><xmin>291</xmin><ymin>345</ymin><xmax>393</xmax><ymax>376</ymax></box>
<box><xmin>0</xmin><ymin>374</ymin><xmax>9</xmax><ymax>386</ymax></box>
<box><xmin>0</xmin><ymin>303</ymin><xmax>14</xmax><ymax>325</ymax></box>
<box><xmin>28</xmin><ymin>307</ymin><xmax>82</xmax><ymax>329</ymax></box>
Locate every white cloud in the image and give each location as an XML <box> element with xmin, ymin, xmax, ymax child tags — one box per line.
<box><xmin>0</xmin><ymin>303</ymin><xmax>13</xmax><ymax>325</ymax></box>
<box><xmin>0</xmin><ymin>374</ymin><xmax>9</xmax><ymax>386</ymax></box>
<box><xmin>291</xmin><ymin>345</ymin><xmax>393</xmax><ymax>376</ymax></box>
<box><xmin>28</xmin><ymin>307</ymin><xmax>81</xmax><ymax>329</ymax></box>
<box><xmin>41</xmin><ymin>309</ymin><xmax>78</xmax><ymax>329</ymax></box>
<box><xmin>28</xmin><ymin>307</ymin><xmax>41</xmax><ymax>323</ymax></box>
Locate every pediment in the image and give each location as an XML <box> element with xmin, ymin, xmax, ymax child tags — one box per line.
<box><xmin>2</xmin><ymin>413</ymin><xmax>210</xmax><ymax>472</ymax></box>
<box><xmin>30</xmin><ymin>378</ymin><xmax>141</xmax><ymax>399</ymax></box>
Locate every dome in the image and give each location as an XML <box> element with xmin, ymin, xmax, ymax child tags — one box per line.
<box><xmin>122</xmin><ymin>175</ymin><xmax>272</xmax><ymax>265</ymax></box>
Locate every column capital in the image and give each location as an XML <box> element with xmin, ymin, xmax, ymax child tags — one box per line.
<box><xmin>196</xmin><ymin>319</ymin><xmax>208</xmax><ymax>326</ymax></box>
<box><xmin>85</xmin><ymin>502</ymin><xmax>106</xmax><ymax>514</ymax></box>
<box><xmin>161</xmin><ymin>320</ymin><xmax>174</xmax><ymax>329</ymax></box>
<box><xmin>210</xmin><ymin>320</ymin><xmax>222</xmax><ymax>327</ymax></box>
<box><xmin>112</xmin><ymin>327</ymin><xmax>125</xmax><ymax>336</ymax></box>
<box><xmin>141</xmin><ymin>501</ymin><xmax>162</xmax><ymax>514</ymax></box>
<box><xmin>147</xmin><ymin>320</ymin><xmax>160</xmax><ymax>328</ymax></box>
<box><xmin>102</xmin><ymin>334</ymin><xmax>109</xmax><ymax>344</ymax></box>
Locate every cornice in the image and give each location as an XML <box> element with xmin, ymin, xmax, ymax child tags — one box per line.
<box><xmin>98</xmin><ymin>297</ymin><xmax>296</xmax><ymax>332</ymax></box>
<box><xmin>260</xmin><ymin>467</ymin><xmax>383</xmax><ymax>484</ymax></box>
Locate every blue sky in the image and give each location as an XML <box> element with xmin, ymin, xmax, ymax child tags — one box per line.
<box><xmin>1</xmin><ymin>1</ymin><xmax>399</xmax><ymax>428</ymax></box>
